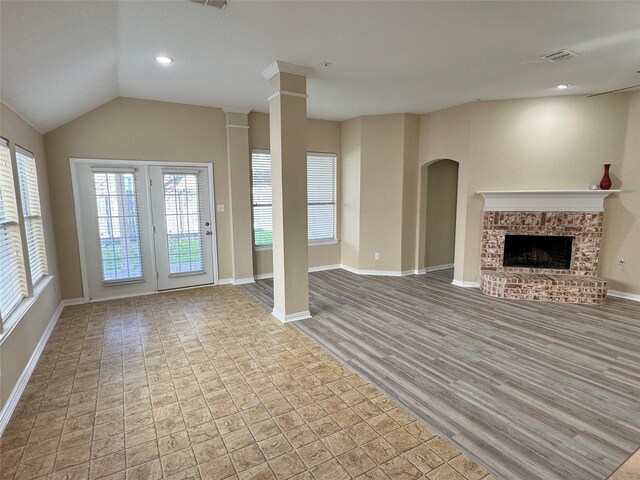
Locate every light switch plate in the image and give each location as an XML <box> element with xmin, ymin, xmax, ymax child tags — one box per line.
<box><xmin>216</xmin><ymin>205</ymin><xmax>224</xmax><ymax>212</ymax></box>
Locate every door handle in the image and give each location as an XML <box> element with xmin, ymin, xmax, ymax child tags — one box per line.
<box><xmin>205</xmin><ymin>231</ymin><xmax>212</xmax><ymax>236</ymax></box>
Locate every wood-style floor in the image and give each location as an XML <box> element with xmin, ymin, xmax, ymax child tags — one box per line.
<box><xmin>243</xmin><ymin>269</ymin><xmax>640</xmax><ymax>480</ymax></box>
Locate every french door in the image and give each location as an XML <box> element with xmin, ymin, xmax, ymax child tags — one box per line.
<box><xmin>149</xmin><ymin>166</ymin><xmax>214</xmax><ymax>290</ymax></box>
<box><xmin>73</xmin><ymin>160</ymin><xmax>217</xmax><ymax>302</ymax></box>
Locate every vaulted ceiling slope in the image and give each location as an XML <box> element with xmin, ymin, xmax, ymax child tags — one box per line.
<box><xmin>1</xmin><ymin>0</ymin><xmax>639</xmax><ymax>133</ymax></box>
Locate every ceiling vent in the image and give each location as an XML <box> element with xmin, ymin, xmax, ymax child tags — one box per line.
<box><xmin>540</xmin><ymin>49</ymin><xmax>578</xmax><ymax>63</ymax></box>
<box><xmin>191</xmin><ymin>0</ymin><xmax>228</xmax><ymax>8</ymax></box>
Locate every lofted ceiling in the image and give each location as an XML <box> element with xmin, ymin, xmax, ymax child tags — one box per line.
<box><xmin>1</xmin><ymin>0</ymin><xmax>639</xmax><ymax>133</ymax></box>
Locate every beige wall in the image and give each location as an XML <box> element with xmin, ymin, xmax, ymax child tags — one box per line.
<box><xmin>600</xmin><ymin>91</ymin><xmax>640</xmax><ymax>294</ymax></box>
<box><xmin>424</xmin><ymin>160</ymin><xmax>458</xmax><ymax>268</ymax></box>
<box><xmin>248</xmin><ymin>112</ymin><xmax>341</xmax><ymax>276</ymax></box>
<box><xmin>0</xmin><ymin>103</ymin><xmax>61</xmax><ymax>411</ymax></box>
<box><xmin>225</xmin><ymin>111</ymin><xmax>254</xmax><ymax>282</ymax></box>
<box><xmin>359</xmin><ymin>114</ymin><xmax>406</xmax><ymax>271</ymax></box>
<box><xmin>44</xmin><ymin>97</ymin><xmax>232</xmax><ymax>299</ymax></box>
<box><xmin>401</xmin><ymin>114</ymin><xmax>419</xmax><ymax>272</ymax></box>
<box><xmin>418</xmin><ymin>93</ymin><xmax>640</xmax><ymax>294</ymax></box>
<box><xmin>341</xmin><ymin>113</ymin><xmax>420</xmax><ymax>273</ymax></box>
<box><xmin>340</xmin><ymin>117</ymin><xmax>362</xmax><ymax>269</ymax></box>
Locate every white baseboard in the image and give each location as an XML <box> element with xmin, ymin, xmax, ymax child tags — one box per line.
<box><xmin>423</xmin><ymin>263</ymin><xmax>455</xmax><ymax>273</ymax></box>
<box><xmin>452</xmin><ymin>279</ymin><xmax>480</xmax><ymax>288</ymax></box>
<box><xmin>232</xmin><ymin>277</ymin><xmax>255</xmax><ymax>285</ymax></box>
<box><xmin>217</xmin><ymin>278</ymin><xmax>234</xmax><ymax>285</ymax></box>
<box><xmin>255</xmin><ymin>264</ymin><xmax>341</xmax><ymax>281</ymax></box>
<box><xmin>340</xmin><ymin>264</ymin><xmax>409</xmax><ymax>277</ymax></box>
<box><xmin>62</xmin><ymin>297</ymin><xmax>84</xmax><ymax>306</ymax></box>
<box><xmin>254</xmin><ymin>273</ymin><xmax>273</xmax><ymax>281</ymax></box>
<box><xmin>608</xmin><ymin>289</ymin><xmax>640</xmax><ymax>302</ymax></box>
<box><xmin>272</xmin><ymin>308</ymin><xmax>312</xmax><ymax>323</ymax></box>
<box><xmin>0</xmin><ymin>300</ymin><xmax>64</xmax><ymax>436</ymax></box>
<box><xmin>309</xmin><ymin>264</ymin><xmax>341</xmax><ymax>273</ymax></box>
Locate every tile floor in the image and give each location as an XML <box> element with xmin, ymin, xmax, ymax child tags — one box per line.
<box><xmin>0</xmin><ymin>285</ymin><xmax>495</xmax><ymax>480</ymax></box>
<box><xmin>608</xmin><ymin>449</ymin><xmax>640</xmax><ymax>480</ymax></box>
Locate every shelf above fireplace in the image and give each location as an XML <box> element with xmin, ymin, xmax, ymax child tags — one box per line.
<box><xmin>477</xmin><ymin>189</ymin><xmax>621</xmax><ymax>212</ymax></box>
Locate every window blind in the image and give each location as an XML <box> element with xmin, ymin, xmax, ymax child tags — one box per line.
<box><xmin>250</xmin><ymin>150</ymin><xmax>337</xmax><ymax>246</ymax></box>
<box><xmin>0</xmin><ymin>138</ymin><xmax>28</xmax><ymax>321</ymax></box>
<box><xmin>16</xmin><ymin>148</ymin><xmax>48</xmax><ymax>286</ymax></box>
<box><xmin>307</xmin><ymin>153</ymin><xmax>337</xmax><ymax>242</ymax></box>
<box><xmin>92</xmin><ymin>170</ymin><xmax>143</xmax><ymax>283</ymax></box>
<box><xmin>251</xmin><ymin>150</ymin><xmax>273</xmax><ymax>246</ymax></box>
<box><xmin>162</xmin><ymin>170</ymin><xmax>205</xmax><ymax>276</ymax></box>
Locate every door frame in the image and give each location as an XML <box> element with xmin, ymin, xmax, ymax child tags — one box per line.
<box><xmin>70</xmin><ymin>158</ymin><xmax>219</xmax><ymax>303</ymax></box>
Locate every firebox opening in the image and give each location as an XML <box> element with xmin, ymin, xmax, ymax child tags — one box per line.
<box><xmin>503</xmin><ymin>235</ymin><xmax>573</xmax><ymax>269</ymax></box>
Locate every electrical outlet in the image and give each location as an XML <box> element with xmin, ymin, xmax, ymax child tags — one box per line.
<box><xmin>374</xmin><ymin>252</ymin><xmax>380</xmax><ymax>260</ymax></box>
<box><xmin>216</xmin><ymin>204</ymin><xmax>225</xmax><ymax>212</ymax></box>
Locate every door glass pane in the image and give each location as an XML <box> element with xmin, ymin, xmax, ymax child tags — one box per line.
<box><xmin>163</xmin><ymin>173</ymin><xmax>203</xmax><ymax>274</ymax></box>
<box><xmin>93</xmin><ymin>172</ymin><xmax>142</xmax><ymax>282</ymax></box>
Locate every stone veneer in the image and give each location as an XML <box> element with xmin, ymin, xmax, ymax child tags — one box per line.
<box><xmin>480</xmin><ymin>211</ymin><xmax>607</xmax><ymax>304</ymax></box>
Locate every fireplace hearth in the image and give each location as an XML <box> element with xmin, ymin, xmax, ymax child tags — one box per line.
<box><xmin>476</xmin><ymin>190</ymin><xmax>619</xmax><ymax>304</ymax></box>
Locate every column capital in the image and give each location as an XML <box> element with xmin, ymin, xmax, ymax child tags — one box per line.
<box><xmin>223</xmin><ymin>108</ymin><xmax>250</xmax><ymax>129</ymax></box>
<box><xmin>261</xmin><ymin>61</ymin><xmax>314</xmax><ymax>80</ymax></box>
<box><xmin>222</xmin><ymin>106</ymin><xmax>252</xmax><ymax>115</ymax></box>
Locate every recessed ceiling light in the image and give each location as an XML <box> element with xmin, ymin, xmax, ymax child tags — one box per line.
<box><xmin>155</xmin><ymin>56</ymin><xmax>174</xmax><ymax>65</ymax></box>
<box><xmin>556</xmin><ymin>84</ymin><xmax>572</xmax><ymax>90</ymax></box>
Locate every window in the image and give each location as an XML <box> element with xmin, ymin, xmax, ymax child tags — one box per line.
<box><xmin>162</xmin><ymin>171</ymin><xmax>204</xmax><ymax>275</ymax></box>
<box><xmin>16</xmin><ymin>147</ymin><xmax>48</xmax><ymax>286</ymax></box>
<box><xmin>0</xmin><ymin>138</ymin><xmax>28</xmax><ymax>320</ymax></box>
<box><xmin>93</xmin><ymin>169</ymin><xmax>143</xmax><ymax>283</ymax></box>
<box><xmin>250</xmin><ymin>150</ymin><xmax>337</xmax><ymax>247</ymax></box>
<box><xmin>307</xmin><ymin>153</ymin><xmax>337</xmax><ymax>242</ymax></box>
<box><xmin>251</xmin><ymin>150</ymin><xmax>273</xmax><ymax>246</ymax></box>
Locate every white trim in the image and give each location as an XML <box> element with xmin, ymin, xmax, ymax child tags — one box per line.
<box><xmin>271</xmin><ymin>308</ymin><xmax>312</xmax><ymax>323</ymax></box>
<box><xmin>340</xmin><ymin>264</ymin><xmax>409</xmax><ymax>277</ymax></box>
<box><xmin>83</xmin><ymin>290</ymin><xmax>157</xmax><ymax>303</ymax></box>
<box><xmin>255</xmin><ymin>239</ymin><xmax>339</xmax><ymax>251</ymax></box>
<box><xmin>267</xmin><ymin>90</ymin><xmax>309</xmax><ymax>102</ymax></box>
<box><xmin>15</xmin><ymin>145</ymin><xmax>34</xmax><ymax>158</ymax></box>
<box><xmin>451</xmin><ymin>279</ymin><xmax>481</xmax><ymax>288</ymax></box>
<box><xmin>0</xmin><ymin>299</ymin><xmax>63</xmax><ymax>436</ymax></box>
<box><xmin>62</xmin><ymin>297</ymin><xmax>84</xmax><ymax>306</ymax></box>
<box><xmin>222</xmin><ymin>107</ymin><xmax>252</xmax><ymax>115</ymax></box>
<box><xmin>0</xmin><ymin>276</ymin><xmax>54</xmax><ymax>344</ymax></box>
<box><xmin>69</xmin><ymin>162</ymin><xmax>91</xmax><ymax>302</ymax></box>
<box><xmin>225</xmin><ymin>124</ymin><xmax>250</xmax><ymax>129</ymax></box>
<box><xmin>70</xmin><ymin>158</ymin><xmax>220</xmax><ymax>300</ymax></box>
<box><xmin>261</xmin><ymin>61</ymin><xmax>314</xmax><ymax>80</ymax></box>
<box><xmin>255</xmin><ymin>264</ymin><xmax>341</xmax><ymax>281</ymax></box>
<box><xmin>478</xmin><ymin>189</ymin><xmax>621</xmax><ymax>212</ymax></box>
<box><xmin>57</xmin><ymin>278</ymin><xmax>259</xmax><ymax>304</ymax></box>
<box><xmin>423</xmin><ymin>263</ymin><xmax>455</xmax><ymax>273</ymax></box>
<box><xmin>309</xmin><ymin>264</ymin><xmax>341</xmax><ymax>273</ymax></box>
<box><xmin>608</xmin><ymin>289</ymin><xmax>640</xmax><ymax>302</ymax></box>
<box><xmin>309</xmin><ymin>239</ymin><xmax>339</xmax><ymax>247</ymax></box>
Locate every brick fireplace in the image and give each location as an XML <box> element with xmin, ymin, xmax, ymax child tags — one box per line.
<box><xmin>478</xmin><ymin>190</ymin><xmax>619</xmax><ymax>304</ymax></box>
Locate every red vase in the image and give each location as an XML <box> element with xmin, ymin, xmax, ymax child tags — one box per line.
<box><xmin>599</xmin><ymin>164</ymin><xmax>612</xmax><ymax>190</ymax></box>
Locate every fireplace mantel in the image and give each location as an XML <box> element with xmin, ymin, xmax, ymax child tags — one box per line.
<box><xmin>478</xmin><ymin>189</ymin><xmax>621</xmax><ymax>212</ymax></box>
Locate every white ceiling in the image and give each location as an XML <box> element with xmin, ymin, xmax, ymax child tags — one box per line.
<box><xmin>1</xmin><ymin>1</ymin><xmax>639</xmax><ymax>133</ymax></box>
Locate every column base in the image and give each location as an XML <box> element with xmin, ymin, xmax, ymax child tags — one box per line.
<box><xmin>271</xmin><ymin>308</ymin><xmax>312</xmax><ymax>323</ymax></box>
